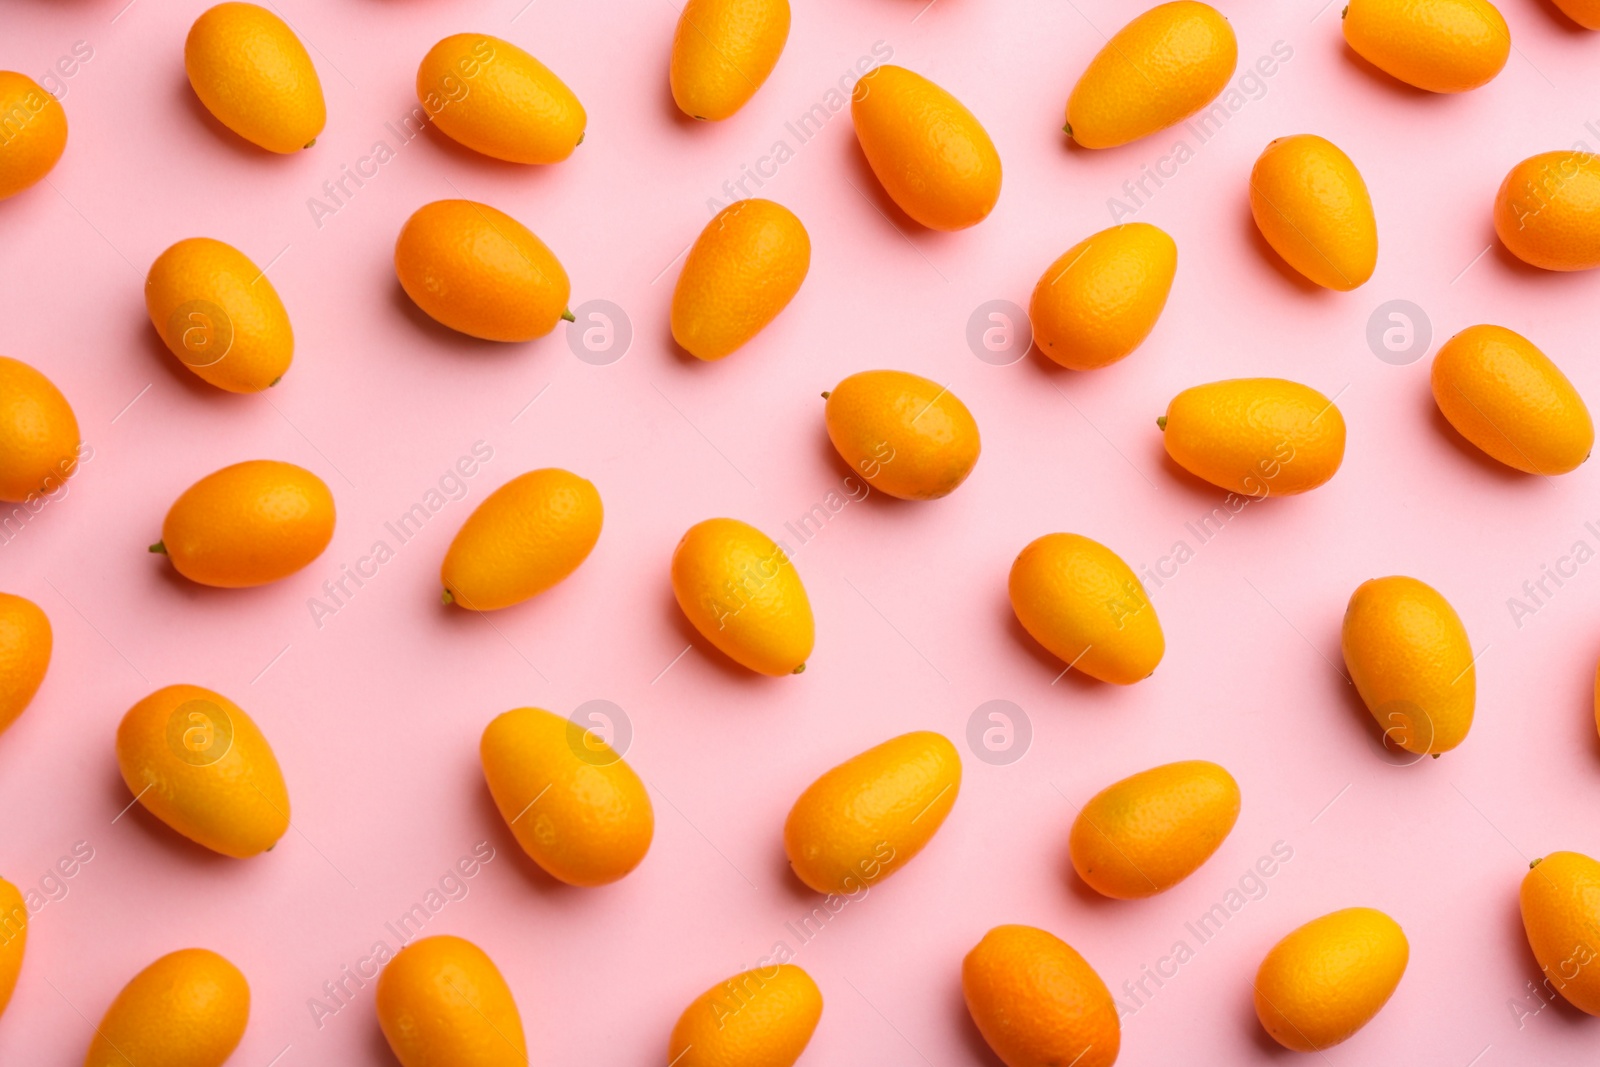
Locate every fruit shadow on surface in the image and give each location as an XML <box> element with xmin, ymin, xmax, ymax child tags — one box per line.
<box><xmin>415</xmin><ymin>121</ymin><xmax>574</xmax><ymax>185</ymax></box>
<box><xmin>1149</xmin><ymin>444</ymin><xmax>1250</xmax><ymax>505</ymax></box>
<box><xmin>1242</xmin><ymin>988</ymin><xmax>1299</xmax><ymax>1057</ymax></box>
<box><xmin>1062</xmin><ymin>851</ymin><xmax>1113</xmax><ymax>908</ymax></box>
<box><xmin>1238</xmin><ymin>202</ymin><xmax>1330</xmax><ymax>296</ymax></box>
<box><xmin>1533</xmin><ymin>0</ymin><xmax>1597</xmax><ymax>34</ymax></box>
<box><xmin>368</xmin><ymin>1015</ymin><xmax>403</xmax><ymax>1066</ymax></box>
<box><xmin>1586</xmin><ymin>677</ymin><xmax>1600</xmax><ymax>767</ymax></box>
<box><xmin>1318</xmin><ymin>612</ymin><xmax>1459</xmax><ymax>766</ymax></box>
<box><xmin>0</xmin><ymin>184</ymin><xmax>58</xmax><ymax>224</ymax></box>
<box><xmin>1317</xmin><ymin>612</ymin><xmax>1403</xmax><ymax>761</ymax></box>
<box><xmin>387</xmin><ymin>280</ymin><xmax>541</xmax><ymax>360</ymax></box>
<box><xmin>808</xmin><ymin>428</ymin><xmax>921</xmax><ymax>512</ymax></box>
<box><xmin>1329</xmin><ymin>659</ymin><xmax>1388</xmax><ymax>758</ymax></box>
<box><xmin>138</xmin><ymin>481</ymin><xmax>335</xmax><ymax>604</ymax></box>
<box><xmin>763</xmin><ymin>843</ymin><xmax>818</xmax><ymax>906</ymax></box>
<box><xmin>433</xmin><ymin>582</ymin><xmax>612</xmax><ymax>694</ymax></box>
<box><xmin>1335</xmin><ymin>40</ymin><xmax>1437</xmax><ymax>101</ymax></box>
<box><xmin>102</xmin><ymin>766</ymin><xmax>241</xmax><ymax>873</ymax></box>
<box><xmin>1061</xmin><ymin>847</ymin><xmax>1127</xmax><ymax>910</ymax></box>
<box><xmin>469</xmin><ymin>773</ymin><xmax>574</xmax><ymax>899</ymax></box>
<box><xmin>661</xmin><ymin>287</ymin><xmax>813</xmax><ymax>367</ymax></box>
<box><xmin>136</xmin><ymin>320</ymin><xmax>250</xmax><ymax>403</ymax></box>
<box><xmin>148</xmin><ymin>549</ymin><xmax>295</xmax><ymax>606</ymax></box>
<box><xmin>1504</xmin><ymin>891</ymin><xmax>1593</xmax><ymax>1029</ymax></box>
<box><xmin>661</xmin><ymin>319</ymin><xmax>699</xmax><ymax>365</ymax></box>
<box><xmin>654</xmin><ymin>57</ymin><xmax>704</xmax><ymax>130</ymax></box>
<box><xmin>657</xmin><ymin>589</ymin><xmax>794</xmax><ymax>689</ymax></box>
<box><xmin>1013</xmin><ymin>331</ymin><xmax>1113</xmax><ymax>388</ymax></box>
<box><xmin>1423</xmin><ymin>393</ymin><xmax>1546</xmax><ymax>486</ymax></box>
<box><xmin>946</xmin><ymin>978</ymin><xmax>1006</xmax><ymax>1066</ymax></box>
<box><xmin>839</xmin><ymin>132</ymin><xmax>958</xmax><ymax>248</ymax></box>
<box><xmin>1485</xmin><ymin>233</ymin><xmax>1597</xmax><ymax>283</ymax></box>
<box><xmin>995</xmin><ymin>593</ymin><xmax>1109</xmax><ymax>696</ymax></box>
<box><xmin>1058</xmin><ymin>127</ymin><xmax>1100</xmax><ymax>159</ymax></box>
<box><xmin>173</xmin><ymin>75</ymin><xmax>292</xmax><ymax>163</ymax></box>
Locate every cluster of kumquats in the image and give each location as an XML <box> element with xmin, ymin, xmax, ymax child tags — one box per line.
<box><xmin>2</xmin><ymin>0</ymin><xmax>1600</xmax><ymax>1063</ymax></box>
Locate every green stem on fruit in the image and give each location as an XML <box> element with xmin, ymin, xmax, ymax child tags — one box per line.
<box><xmin>820</xmin><ymin>391</ymin><xmax>831</xmax><ymax>399</ymax></box>
<box><xmin>576</xmin><ymin>131</ymin><xmax>585</xmax><ymax>146</ymax></box>
<box><xmin>1062</xmin><ymin>122</ymin><xmax>1073</xmax><ymax>139</ymax></box>
<box><xmin>304</xmin><ymin>138</ymin><xmax>317</xmax><ymax>149</ymax></box>
<box><xmin>148</xmin><ymin>541</ymin><xmax>167</xmax><ymax>554</ymax></box>
<box><xmin>561</xmin><ymin>308</ymin><xmax>576</xmax><ymax>322</ymax></box>
<box><xmin>441</xmin><ymin>589</ymin><xmax>455</xmax><ymax>606</ymax></box>
<box><xmin>269</xmin><ymin>376</ymin><xmax>282</xmax><ymax>387</ymax></box>
<box><xmin>1156</xmin><ymin>416</ymin><xmax>1167</xmax><ymax>430</ymax></box>
<box><xmin>1531</xmin><ymin>857</ymin><xmax>1543</xmax><ymax>869</ymax></box>
<box><xmin>792</xmin><ymin>663</ymin><xmax>806</xmax><ymax>674</ymax></box>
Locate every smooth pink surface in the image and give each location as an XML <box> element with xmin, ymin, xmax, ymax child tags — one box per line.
<box><xmin>3</xmin><ymin>0</ymin><xmax>1600</xmax><ymax>1062</ymax></box>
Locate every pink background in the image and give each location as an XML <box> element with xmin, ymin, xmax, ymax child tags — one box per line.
<box><xmin>4</xmin><ymin>0</ymin><xmax>1600</xmax><ymax>1062</ymax></box>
